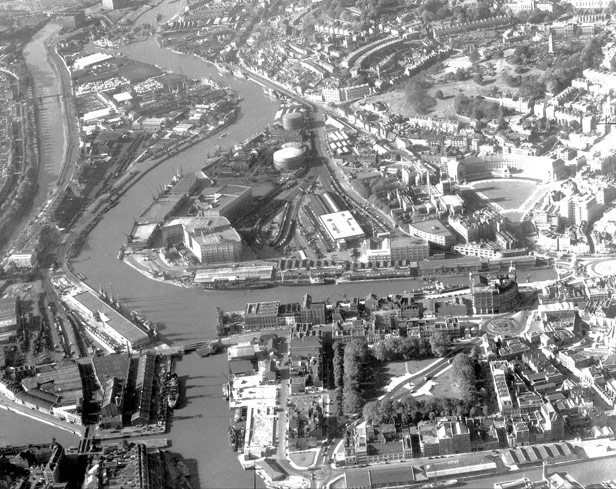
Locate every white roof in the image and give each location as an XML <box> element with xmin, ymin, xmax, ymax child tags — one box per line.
<box><xmin>82</xmin><ymin>108</ymin><xmax>111</xmax><ymax>121</ymax></box>
<box><xmin>319</xmin><ymin>211</ymin><xmax>364</xmax><ymax>241</ymax></box>
<box><xmin>74</xmin><ymin>52</ymin><xmax>112</xmax><ymax>70</ymax></box>
<box><xmin>113</xmin><ymin>92</ymin><xmax>132</xmax><ymax>102</ymax></box>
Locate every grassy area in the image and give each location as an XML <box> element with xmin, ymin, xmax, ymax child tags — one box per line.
<box><xmin>469</xmin><ymin>180</ymin><xmax>539</xmax><ymax>212</ymax></box>
<box><xmin>360</xmin><ymin>53</ymin><xmax>545</xmax><ymax>119</ymax></box>
<box><xmin>417</xmin><ymin>367</ymin><xmax>466</xmax><ymax>401</ymax></box>
<box><xmin>288</xmin><ymin>450</ymin><xmax>316</xmax><ymax>467</ymax></box>
<box><xmin>387</xmin><ymin>358</ymin><xmax>437</xmax><ymax>378</ymax></box>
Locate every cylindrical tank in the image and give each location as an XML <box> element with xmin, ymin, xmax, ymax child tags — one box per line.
<box><xmin>282</xmin><ymin>112</ymin><xmax>304</xmax><ymax>131</ymax></box>
<box><xmin>273</xmin><ymin>146</ymin><xmax>305</xmax><ymax>170</ymax></box>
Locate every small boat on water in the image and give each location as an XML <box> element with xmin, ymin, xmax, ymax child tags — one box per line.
<box><xmin>176</xmin><ymin>460</ymin><xmax>190</xmax><ymax>478</ymax></box>
<box><xmin>167</xmin><ymin>374</ymin><xmax>179</xmax><ymax>409</ymax></box>
<box><xmin>493</xmin><ymin>477</ymin><xmax>533</xmax><ymax>489</ymax></box>
<box><xmin>117</xmin><ymin>244</ymin><xmax>125</xmax><ymax>260</ymax></box>
<box><xmin>229</xmin><ymin>426</ymin><xmax>237</xmax><ymax>451</ymax></box>
<box><xmin>421</xmin><ymin>480</ymin><xmax>458</xmax><ymax>489</ymax></box>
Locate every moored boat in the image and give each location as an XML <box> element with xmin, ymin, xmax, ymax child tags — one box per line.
<box><xmin>167</xmin><ymin>375</ymin><xmax>179</xmax><ymax>409</ymax></box>
<box><xmin>177</xmin><ymin>460</ymin><xmax>190</xmax><ymax>477</ymax></box>
<box><xmin>229</xmin><ymin>426</ymin><xmax>237</xmax><ymax>451</ymax></box>
<box><xmin>421</xmin><ymin>480</ymin><xmax>458</xmax><ymax>489</ymax></box>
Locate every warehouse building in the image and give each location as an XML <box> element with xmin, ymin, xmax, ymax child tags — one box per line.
<box><xmin>162</xmin><ymin>216</ymin><xmax>242</xmax><ymax>264</ymax></box>
<box><xmin>0</xmin><ymin>298</ymin><xmax>17</xmax><ymax>343</ymax></box>
<box><xmin>69</xmin><ymin>291</ymin><xmax>150</xmax><ymax>350</ymax></box>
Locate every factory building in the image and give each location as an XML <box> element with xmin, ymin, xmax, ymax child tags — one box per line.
<box><xmin>162</xmin><ymin>216</ymin><xmax>241</xmax><ymax>264</ymax></box>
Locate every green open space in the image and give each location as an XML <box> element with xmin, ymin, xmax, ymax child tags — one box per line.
<box><xmin>386</xmin><ymin>358</ymin><xmax>436</xmax><ymax>379</ymax></box>
<box><xmin>415</xmin><ymin>368</ymin><xmax>467</xmax><ymax>402</ymax></box>
<box><xmin>288</xmin><ymin>450</ymin><xmax>316</xmax><ymax>468</ymax></box>
<box><xmin>469</xmin><ymin>179</ymin><xmax>538</xmax><ymax>211</ymax></box>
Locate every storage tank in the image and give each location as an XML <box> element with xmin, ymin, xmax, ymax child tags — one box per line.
<box><xmin>282</xmin><ymin>112</ymin><xmax>304</xmax><ymax>131</ymax></box>
<box><xmin>273</xmin><ymin>146</ymin><xmax>305</xmax><ymax>170</ymax></box>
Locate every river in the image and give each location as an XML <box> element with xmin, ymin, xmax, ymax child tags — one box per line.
<box><xmin>10</xmin><ymin>4</ymin><xmax>563</xmax><ymax>488</ymax></box>
<box><xmin>22</xmin><ymin>22</ymin><xmax>66</xmax><ymax>212</ymax></box>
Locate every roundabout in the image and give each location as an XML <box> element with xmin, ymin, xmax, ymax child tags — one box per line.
<box><xmin>587</xmin><ymin>258</ymin><xmax>616</xmax><ymax>277</ymax></box>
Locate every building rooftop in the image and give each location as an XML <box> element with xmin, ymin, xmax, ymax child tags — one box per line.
<box><xmin>72</xmin><ymin>291</ymin><xmax>150</xmax><ymax>347</ymax></box>
<box><xmin>319</xmin><ymin>211</ymin><xmax>365</xmax><ymax>241</ymax></box>
<box><xmin>245</xmin><ymin>301</ymin><xmax>280</xmax><ymax>317</ymax></box>
<box><xmin>410</xmin><ymin>219</ymin><xmax>453</xmax><ymax>238</ymax></box>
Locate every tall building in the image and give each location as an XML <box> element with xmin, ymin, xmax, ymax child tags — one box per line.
<box><xmin>300</xmin><ymin>294</ymin><xmax>326</xmax><ymax>325</ymax></box>
<box><xmin>470</xmin><ymin>267</ymin><xmax>519</xmax><ymax>314</ymax></box>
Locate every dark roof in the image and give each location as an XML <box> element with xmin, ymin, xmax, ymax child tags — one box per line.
<box><xmin>345</xmin><ymin>469</ymin><xmax>371</xmax><ymax>489</ymax></box>
<box><xmin>15</xmin><ymin>391</ymin><xmax>54</xmax><ymax>410</ymax></box>
<box><xmin>229</xmin><ymin>359</ymin><xmax>254</xmax><ymax>376</ymax></box>
<box><xmin>369</xmin><ymin>466</ymin><xmax>417</xmax><ymax>486</ymax></box>
<box><xmin>256</xmin><ymin>459</ymin><xmax>286</xmax><ymax>481</ymax></box>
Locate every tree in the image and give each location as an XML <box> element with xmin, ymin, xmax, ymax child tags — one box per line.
<box><xmin>473</xmin><ymin>73</ymin><xmax>483</xmax><ymax>85</ymax></box>
<box><xmin>343</xmin><ymin>388</ymin><xmax>363</xmax><ymax>415</ymax></box>
<box><xmin>469</xmin><ymin>49</ymin><xmax>480</xmax><ymax>64</ymax></box>
<box><xmin>429</xmin><ymin>332</ymin><xmax>451</xmax><ymax>357</ymax></box>
<box><xmin>405</xmin><ymin>79</ymin><xmax>436</xmax><ymax>115</ymax></box>
<box><xmin>363</xmin><ymin>400</ymin><xmax>380</xmax><ymax>424</ymax></box>
<box><xmin>435</xmin><ymin>89</ymin><xmax>444</xmax><ymax>99</ymax></box>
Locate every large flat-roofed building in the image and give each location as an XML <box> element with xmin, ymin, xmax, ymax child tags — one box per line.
<box><xmin>127</xmin><ymin>223</ymin><xmax>159</xmax><ymax>251</ymax></box>
<box><xmin>162</xmin><ymin>216</ymin><xmax>241</xmax><ymax>264</ymax></box>
<box><xmin>364</xmin><ymin>235</ymin><xmax>429</xmax><ymax>263</ymax></box>
<box><xmin>409</xmin><ymin>219</ymin><xmax>455</xmax><ymax>247</ymax></box>
<box><xmin>319</xmin><ymin>211</ymin><xmax>365</xmax><ymax>249</ymax></box>
<box><xmin>193</xmin><ymin>265</ymin><xmax>274</xmax><ymax>286</ymax></box>
<box><xmin>131</xmin><ymin>352</ymin><xmax>155</xmax><ymax>426</ymax></box>
<box><xmin>0</xmin><ymin>298</ymin><xmax>17</xmax><ymax>343</ymax></box>
<box><xmin>70</xmin><ymin>291</ymin><xmax>150</xmax><ymax>350</ymax></box>
<box><xmin>244</xmin><ymin>301</ymin><xmax>280</xmax><ymax>330</ymax></box>
<box><xmin>139</xmin><ymin>194</ymin><xmax>187</xmax><ymax>223</ymax></box>
<box><xmin>73</xmin><ymin>52</ymin><xmax>113</xmax><ymax>70</ymax></box>
<box><xmin>198</xmin><ymin>185</ymin><xmax>252</xmax><ymax>220</ymax></box>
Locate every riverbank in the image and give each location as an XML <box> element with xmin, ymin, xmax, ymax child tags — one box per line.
<box><xmin>0</xmin><ymin>394</ymin><xmax>84</xmax><ymax>437</ymax></box>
